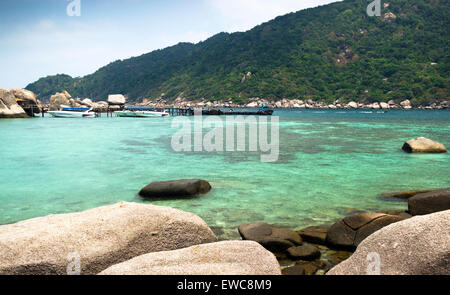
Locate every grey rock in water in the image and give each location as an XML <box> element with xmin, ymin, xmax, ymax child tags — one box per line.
<box><xmin>298</xmin><ymin>225</ymin><xmax>330</xmax><ymax>245</ymax></box>
<box><xmin>139</xmin><ymin>179</ymin><xmax>212</xmax><ymax>199</ymax></box>
<box><xmin>402</xmin><ymin>137</ymin><xmax>447</xmax><ymax>153</ymax></box>
<box><xmin>287</xmin><ymin>245</ymin><xmax>321</xmax><ymax>261</ymax></box>
<box><xmin>282</xmin><ymin>265</ymin><xmax>306</xmax><ymax>275</ymax></box>
<box><xmin>408</xmin><ymin>188</ymin><xmax>450</xmax><ymax>216</ymax></box>
<box><xmin>327</xmin><ymin>210</ymin><xmax>450</xmax><ymax>275</ymax></box>
<box><xmin>99</xmin><ymin>241</ymin><xmax>281</xmax><ymax>275</ymax></box>
<box><xmin>326</xmin><ymin>213</ymin><xmax>404</xmax><ymax>251</ymax></box>
<box><xmin>381</xmin><ymin>190</ymin><xmax>433</xmax><ymax>200</ymax></box>
<box><xmin>238</xmin><ymin>223</ymin><xmax>302</xmax><ymax>252</ymax></box>
<box><xmin>0</xmin><ymin>202</ymin><xmax>217</xmax><ymax>275</ymax></box>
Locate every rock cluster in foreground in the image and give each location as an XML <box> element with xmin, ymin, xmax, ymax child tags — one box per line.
<box><xmin>0</xmin><ymin>202</ymin><xmax>217</xmax><ymax>275</ymax></box>
<box><xmin>327</xmin><ymin>210</ymin><xmax>450</xmax><ymax>275</ymax></box>
<box><xmin>99</xmin><ymin>241</ymin><xmax>281</xmax><ymax>275</ymax></box>
<box><xmin>325</xmin><ymin>213</ymin><xmax>405</xmax><ymax>251</ymax></box>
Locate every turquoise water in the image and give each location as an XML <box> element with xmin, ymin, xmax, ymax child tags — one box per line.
<box><xmin>0</xmin><ymin>110</ymin><xmax>449</xmax><ymax>234</ymax></box>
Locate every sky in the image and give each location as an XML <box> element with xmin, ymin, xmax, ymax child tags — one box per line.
<box><xmin>0</xmin><ymin>0</ymin><xmax>339</xmax><ymax>89</ymax></box>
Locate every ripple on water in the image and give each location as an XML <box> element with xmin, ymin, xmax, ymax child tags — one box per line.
<box><xmin>0</xmin><ymin>110</ymin><xmax>448</xmax><ymax>229</ymax></box>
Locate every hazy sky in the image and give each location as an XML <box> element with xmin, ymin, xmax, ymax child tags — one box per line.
<box><xmin>0</xmin><ymin>0</ymin><xmax>339</xmax><ymax>89</ymax></box>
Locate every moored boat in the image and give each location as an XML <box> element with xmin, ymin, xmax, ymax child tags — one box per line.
<box><xmin>115</xmin><ymin>109</ymin><xmax>170</xmax><ymax>118</ymax></box>
<box><xmin>48</xmin><ymin>108</ymin><xmax>96</xmax><ymax>118</ymax></box>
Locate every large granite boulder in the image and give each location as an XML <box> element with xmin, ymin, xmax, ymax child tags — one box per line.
<box><xmin>326</xmin><ymin>213</ymin><xmax>404</xmax><ymax>250</ymax></box>
<box><xmin>402</xmin><ymin>137</ymin><xmax>447</xmax><ymax>153</ymax></box>
<box><xmin>10</xmin><ymin>88</ymin><xmax>38</xmax><ymax>104</ymax></box>
<box><xmin>0</xmin><ymin>202</ymin><xmax>217</xmax><ymax>275</ymax></box>
<box><xmin>108</xmin><ymin>94</ymin><xmax>126</xmax><ymax>105</ymax></box>
<box><xmin>238</xmin><ymin>223</ymin><xmax>302</xmax><ymax>252</ymax></box>
<box><xmin>10</xmin><ymin>88</ymin><xmax>41</xmax><ymax>115</ymax></box>
<box><xmin>99</xmin><ymin>241</ymin><xmax>281</xmax><ymax>275</ymax></box>
<box><xmin>408</xmin><ymin>188</ymin><xmax>450</xmax><ymax>216</ymax></box>
<box><xmin>139</xmin><ymin>179</ymin><xmax>212</xmax><ymax>199</ymax></box>
<box><xmin>49</xmin><ymin>91</ymin><xmax>72</xmax><ymax>111</ymax></box>
<box><xmin>80</xmin><ymin>98</ymin><xmax>94</xmax><ymax>107</ymax></box>
<box><xmin>327</xmin><ymin>210</ymin><xmax>450</xmax><ymax>275</ymax></box>
<box><xmin>0</xmin><ymin>89</ymin><xmax>27</xmax><ymax>118</ymax></box>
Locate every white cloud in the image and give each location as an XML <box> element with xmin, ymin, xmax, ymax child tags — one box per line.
<box><xmin>207</xmin><ymin>0</ymin><xmax>340</xmax><ymax>32</ymax></box>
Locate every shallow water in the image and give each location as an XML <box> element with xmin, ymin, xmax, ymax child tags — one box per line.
<box><xmin>0</xmin><ymin>110</ymin><xmax>449</xmax><ymax>232</ymax></box>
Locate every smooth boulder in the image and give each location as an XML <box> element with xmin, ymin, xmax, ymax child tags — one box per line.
<box><xmin>0</xmin><ymin>89</ymin><xmax>27</xmax><ymax>118</ymax></box>
<box><xmin>408</xmin><ymin>188</ymin><xmax>450</xmax><ymax>216</ymax></box>
<box><xmin>287</xmin><ymin>245</ymin><xmax>321</xmax><ymax>261</ymax></box>
<box><xmin>298</xmin><ymin>225</ymin><xmax>330</xmax><ymax>245</ymax></box>
<box><xmin>238</xmin><ymin>223</ymin><xmax>302</xmax><ymax>252</ymax></box>
<box><xmin>108</xmin><ymin>94</ymin><xmax>126</xmax><ymax>105</ymax></box>
<box><xmin>402</xmin><ymin>137</ymin><xmax>447</xmax><ymax>153</ymax></box>
<box><xmin>99</xmin><ymin>241</ymin><xmax>281</xmax><ymax>275</ymax></box>
<box><xmin>49</xmin><ymin>91</ymin><xmax>72</xmax><ymax>111</ymax></box>
<box><xmin>327</xmin><ymin>210</ymin><xmax>450</xmax><ymax>275</ymax></box>
<box><xmin>139</xmin><ymin>179</ymin><xmax>212</xmax><ymax>199</ymax></box>
<box><xmin>326</xmin><ymin>213</ymin><xmax>404</xmax><ymax>250</ymax></box>
<box><xmin>0</xmin><ymin>202</ymin><xmax>217</xmax><ymax>275</ymax></box>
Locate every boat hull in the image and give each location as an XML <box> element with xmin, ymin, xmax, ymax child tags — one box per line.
<box><xmin>115</xmin><ymin>111</ymin><xmax>169</xmax><ymax>118</ymax></box>
<box><xmin>48</xmin><ymin>111</ymin><xmax>96</xmax><ymax>118</ymax></box>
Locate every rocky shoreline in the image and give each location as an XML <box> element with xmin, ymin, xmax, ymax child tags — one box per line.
<box><xmin>1</xmin><ymin>88</ymin><xmax>449</xmax><ymax>120</ymax></box>
<box><xmin>137</xmin><ymin>97</ymin><xmax>450</xmax><ymax>110</ymax></box>
<box><xmin>0</xmin><ymin>177</ymin><xmax>448</xmax><ymax>275</ymax></box>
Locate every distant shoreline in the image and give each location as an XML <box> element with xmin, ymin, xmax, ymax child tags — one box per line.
<box><xmin>135</xmin><ymin>98</ymin><xmax>449</xmax><ymax>111</ymax></box>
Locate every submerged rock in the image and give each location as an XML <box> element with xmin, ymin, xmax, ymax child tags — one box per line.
<box><xmin>0</xmin><ymin>202</ymin><xmax>217</xmax><ymax>275</ymax></box>
<box><xmin>327</xmin><ymin>210</ymin><xmax>450</xmax><ymax>275</ymax></box>
<box><xmin>139</xmin><ymin>179</ymin><xmax>212</xmax><ymax>199</ymax></box>
<box><xmin>99</xmin><ymin>241</ymin><xmax>281</xmax><ymax>275</ymax></box>
<box><xmin>298</xmin><ymin>225</ymin><xmax>330</xmax><ymax>245</ymax></box>
<box><xmin>282</xmin><ymin>265</ymin><xmax>306</xmax><ymax>275</ymax></box>
<box><xmin>408</xmin><ymin>188</ymin><xmax>450</xmax><ymax>216</ymax></box>
<box><xmin>326</xmin><ymin>213</ymin><xmax>404</xmax><ymax>250</ymax></box>
<box><xmin>402</xmin><ymin>137</ymin><xmax>447</xmax><ymax>153</ymax></box>
<box><xmin>287</xmin><ymin>245</ymin><xmax>321</xmax><ymax>261</ymax></box>
<box><xmin>381</xmin><ymin>190</ymin><xmax>433</xmax><ymax>200</ymax></box>
<box><xmin>238</xmin><ymin>223</ymin><xmax>302</xmax><ymax>252</ymax></box>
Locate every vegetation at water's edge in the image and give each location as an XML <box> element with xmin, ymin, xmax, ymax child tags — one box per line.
<box><xmin>26</xmin><ymin>0</ymin><xmax>449</xmax><ymax>106</ymax></box>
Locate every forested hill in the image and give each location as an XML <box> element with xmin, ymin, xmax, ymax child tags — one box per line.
<box><xmin>26</xmin><ymin>0</ymin><xmax>449</xmax><ymax>105</ymax></box>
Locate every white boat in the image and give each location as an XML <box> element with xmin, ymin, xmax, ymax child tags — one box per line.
<box><xmin>48</xmin><ymin>108</ymin><xmax>96</xmax><ymax>118</ymax></box>
<box><xmin>115</xmin><ymin>110</ymin><xmax>170</xmax><ymax>118</ymax></box>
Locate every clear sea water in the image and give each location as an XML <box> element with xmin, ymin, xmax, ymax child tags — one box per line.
<box><xmin>0</xmin><ymin>110</ymin><xmax>449</xmax><ymax>234</ymax></box>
